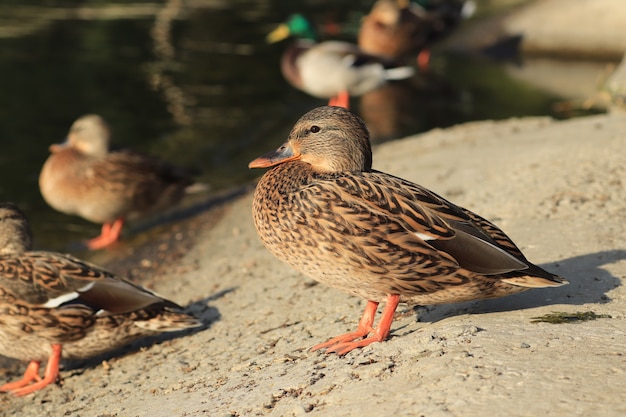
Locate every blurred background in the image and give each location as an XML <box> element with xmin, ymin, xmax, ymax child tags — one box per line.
<box><xmin>0</xmin><ymin>0</ymin><xmax>621</xmax><ymax>251</ymax></box>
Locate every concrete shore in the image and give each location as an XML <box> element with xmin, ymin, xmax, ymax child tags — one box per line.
<box><xmin>3</xmin><ymin>109</ymin><xmax>625</xmax><ymax>416</ymax></box>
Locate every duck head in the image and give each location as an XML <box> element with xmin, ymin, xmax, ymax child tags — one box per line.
<box><xmin>50</xmin><ymin>114</ymin><xmax>111</xmax><ymax>157</ymax></box>
<box><xmin>249</xmin><ymin>106</ymin><xmax>373</xmax><ymax>173</ymax></box>
<box><xmin>0</xmin><ymin>202</ymin><xmax>32</xmax><ymax>255</ymax></box>
<box><xmin>267</xmin><ymin>14</ymin><xmax>317</xmax><ymax>43</ymax></box>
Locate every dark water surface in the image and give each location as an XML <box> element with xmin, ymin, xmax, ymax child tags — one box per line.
<box><xmin>0</xmin><ymin>1</ymin><xmax>598</xmax><ymax>251</ymax></box>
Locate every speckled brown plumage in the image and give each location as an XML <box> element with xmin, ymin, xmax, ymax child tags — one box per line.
<box><xmin>39</xmin><ymin>114</ymin><xmax>198</xmax><ymax>249</ymax></box>
<box><xmin>250</xmin><ymin>106</ymin><xmax>567</xmax><ymax>355</ymax></box>
<box><xmin>358</xmin><ymin>0</ymin><xmax>473</xmax><ymax>67</ymax></box>
<box><xmin>0</xmin><ymin>202</ymin><xmax>201</xmax><ymax>396</ymax></box>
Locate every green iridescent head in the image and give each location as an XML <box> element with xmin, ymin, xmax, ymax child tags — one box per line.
<box><xmin>267</xmin><ymin>13</ymin><xmax>316</xmax><ymax>43</ymax></box>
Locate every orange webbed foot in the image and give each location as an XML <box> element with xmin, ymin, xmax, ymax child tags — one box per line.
<box><xmin>310</xmin><ymin>328</ymin><xmax>373</xmax><ymax>353</ymax></box>
<box><xmin>0</xmin><ymin>361</ymin><xmax>42</xmax><ymax>392</ymax></box>
<box><xmin>313</xmin><ymin>332</ymin><xmax>388</xmax><ymax>356</ymax></box>
<box><xmin>310</xmin><ymin>295</ymin><xmax>400</xmax><ymax>356</ymax></box>
<box><xmin>86</xmin><ymin>218</ymin><xmax>125</xmax><ymax>249</ymax></box>
<box><xmin>1</xmin><ymin>344</ymin><xmax>62</xmax><ymax>396</ymax></box>
<box><xmin>417</xmin><ymin>49</ymin><xmax>431</xmax><ymax>72</ymax></box>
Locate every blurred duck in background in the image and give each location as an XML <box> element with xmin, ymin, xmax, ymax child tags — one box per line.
<box><xmin>358</xmin><ymin>0</ymin><xmax>476</xmax><ymax>69</ymax></box>
<box><xmin>39</xmin><ymin>115</ymin><xmax>204</xmax><ymax>250</ymax></box>
<box><xmin>267</xmin><ymin>13</ymin><xmax>414</xmax><ymax>109</ymax></box>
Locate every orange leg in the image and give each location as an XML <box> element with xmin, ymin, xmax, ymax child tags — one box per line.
<box><xmin>328</xmin><ymin>90</ymin><xmax>350</xmax><ymax>109</ymax></box>
<box><xmin>417</xmin><ymin>49</ymin><xmax>431</xmax><ymax>71</ymax></box>
<box><xmin>0</xmin><ymin>361</ymin><xmax>42</xmax><ymax>392</ymax></box>
<box><xmin>321</xmin><ymin>20</ymin><xmax>341</xmax><ymax>36</ymax></box>
<box><xmin>1</xmin><ymin>344</ymin><xmax>62</xmax><ymax>396</ymax></box>
<box><xmin>311</xmin><ymin>294</ymin><xmax>400</xmax><ymax>355</ymax></box>
<box><xmin>86</xmin><ymin>217</ymin><xmax>125</xmax><ymax>249</ymax></box>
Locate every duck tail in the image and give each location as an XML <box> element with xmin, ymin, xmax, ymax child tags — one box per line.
<box><xmin>383</xmin><ymin>65</ymin><xmax>415</xmax><ymax>81</ymax></box>
<box><xmin>501</xmin><ymin>275</ymin><xmax>568</xmax><ymax>288</ymax></box>
<box><xmin>461</xmin><ymin>1</ymin><xmax>477</xmax><ymax>19</ymax></box>
<box><xmin>500</xmin><ymin>262</ymin><xmax>569</xmax><ymax>288</ymax></box>
<box><xmin>185</xmin><ymin>182</ymin><xmax>211</xmax><ymax>194</ymax></box>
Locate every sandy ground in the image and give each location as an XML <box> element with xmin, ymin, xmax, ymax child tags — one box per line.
<box><xmin>1</xmin><ymin>109</ymin><xmax>625</xmax><ymax>416</ymax></box>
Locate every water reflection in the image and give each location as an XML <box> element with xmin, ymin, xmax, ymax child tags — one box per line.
<box><xmin>358</xmin><ymin>71</ymin><xmax>467</xmax><ymax>143</ymax></box>
<box><xmin>0</xmin><ymin>1</ymin><xmax>604</xmax><ymax>252</ymax></box>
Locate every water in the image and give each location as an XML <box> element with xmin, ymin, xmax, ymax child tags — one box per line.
<box><xmin>0</xmin><ymin>1</ymin><xmax>603</xmax><ymax>251</ymax></box>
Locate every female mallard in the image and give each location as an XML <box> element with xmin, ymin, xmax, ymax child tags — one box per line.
<box><xmin>39</xmin><ymin>114</ymin><xmax>199</xmax><ymax>249</ymax></box>
<box><xmin>0</xmin><ymin>202</ymin><xmax>201</xmax><ymax>396</ymax></box>
<box><xmin>249</xmin><ymin>106</ymin><xmax>567</xmax><ymax>355</ymax></box>
<box><xmin>358</xmin><ymin>0</ymin><xmax>475</xmax><ymax>68</ymax></box>
<box><xmin>268</xmin><ymin>14</ymin><xmax>414</xmax><ymax>108</ymax></box>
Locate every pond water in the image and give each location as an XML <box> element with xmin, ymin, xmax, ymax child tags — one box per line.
<box><xmin>0</xmin><ymin>1</ymin><xmax>604</xmax><ymax>251</ymax></box>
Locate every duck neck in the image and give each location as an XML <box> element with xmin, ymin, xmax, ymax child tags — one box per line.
<box><xmin>262</xmin><ymin>161</ymin><xmax>315</xmax><ymax>195</ymax></box>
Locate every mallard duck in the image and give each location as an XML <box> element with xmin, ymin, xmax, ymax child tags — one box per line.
<box><xmin>0</xmin><ymin>202</ymin><xmax>201</xmax><ymax>396</ymax></box>
<box><xmin>249</xmin><ymin>106</ymin><xmax>567</xmax><ymax>355</ymax></box>
<box><xmin>267</xmin><ymin>14</ymin><xmax>414</xmax><ymax>109</ymax></box>
<box><xmin>358</xmin><ymin>0</ymin><xmax>475</xmax><ymax>68</ymax></box>
<box><xmin>39</xmin><ymin>114</ymin><xmax>199</xmax><ymax>249</ymax></box>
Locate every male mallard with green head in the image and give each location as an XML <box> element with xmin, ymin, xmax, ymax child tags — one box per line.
<box><xmin>268</xmin><ymin>14</ymin><xmax>414</xmax><ymax>109</ymax></box>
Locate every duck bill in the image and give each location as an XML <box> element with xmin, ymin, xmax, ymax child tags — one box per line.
<box><xmin>49</xmin><ymin>138</ymin><xmax>69</xmax><ymax>153</ymax></box>
<box><xmin>249</xmin><ymin>143</ymin><xmax>301</xmax><ymax>168</ymax></box>
<box><xmin>266</xmin><ymin>23</ymin><xmax>290</xmax><ymax>43</ymax></box>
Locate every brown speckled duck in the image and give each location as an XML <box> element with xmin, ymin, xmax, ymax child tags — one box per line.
<box><xmin>249</xmin><ymin>106</ymin><xmax>567</xmax><ymax>355</ymax></box>
<box><xmin>358</xmin><ymin>0</ymin><xmax>475</xmax><ymax>68</ymax></box>
<box><xmin>39</xmin><ymin>114</ymin><xmax>199</xmax><ymax>249</ymax></box>
<box><xmin>0</xmin><ymin>202</ymin><xmax>201</xmax><ymax>396</ymax></box>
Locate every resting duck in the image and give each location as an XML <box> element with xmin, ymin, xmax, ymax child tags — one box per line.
<box><xmin>267</xmin><ymin>14</ymin><xmax>414</xmax><ymax>109</ymax></box>
<box><xmin>358</xmin><ymin>0</ymin><xmax>475</xmax><ymax>68</ymax></box>
<box><xmin>39</xmin><ymin>114</ymin><xmax>200</xmax><ymax>249</ymax></box>
<box><xmin>0</xmin><ymin>202</ymin><xmax>201</xmax><ymax>396</ymax></box>
<box><xmin>249</xmin><ymin>106</ymin><xmax>567</xmax><ymax>355</ymax></box>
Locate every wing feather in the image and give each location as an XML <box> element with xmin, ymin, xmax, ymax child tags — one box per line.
<box><xmin>317</xmin><ymin>170</ymin><xmax>533</xmax><ymax>275</ymax></box>
<box><xmin>0</xmin><ymin>252</ymin><xmax>175</xmax><ymax>313</ymax></box>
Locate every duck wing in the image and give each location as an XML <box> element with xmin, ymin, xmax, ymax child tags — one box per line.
<box><xmin>314</xmin><ymin>170</ymin><xmax>557</xmax><ymax>281</ymax></box>
<box><xmin>0</xmin><ymin>251</ymin><xmax>177</xmax><ymax>314</ymax></box>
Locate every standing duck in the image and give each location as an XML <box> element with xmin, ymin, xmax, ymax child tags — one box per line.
<box><xmin>267</xmin><ymin>14</ymin><xmax>414</xmax><ymax>109</ymax></box>
<box><xmin>249</xmin><ymin>106</ymin><xmax>567</xmax><ymax>355</ymax></box>
<box><xmin>358</xmin><ymin>0</ymin><xmax>475</xmax><ymax>69</ymax></box>
<box><xmin>0</xmin><ymin>202</ymin><xmax>201</xmax><ymax>396</ymax></box>
<box><xmin>39</xmin><ymin>114</ymin><xmax>199</xmax><ymax>249</ymax></box>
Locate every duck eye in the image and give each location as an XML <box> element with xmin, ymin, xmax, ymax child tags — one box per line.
<box><xmin>310</xmin><ymin>125</ymin><xmax>320</xmax><ymax>133</ymax></box>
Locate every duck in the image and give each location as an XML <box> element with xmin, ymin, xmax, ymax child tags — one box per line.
<box><xmin>249</xmin><ymin>106</ymin><xmax>567</xmax><ymax>355</ymax></box>
<box><xmin>267</xmin><ymin>14</ymin><xmax>414</xmax><ymax>109</ymax></box>
<box><xmin>0</xmin><ymin>202</ymin><xmax>201</xmax><ymax>396</ymax></box>
<box><xmin>358</xmin><ymin>0</ymin><xmax>475</xmax><ymax>69</ymax></box>
<box><xmin>39</xmin><ymin>114</ymin><xmax>200</xmax><ymax>250</ymax></box>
